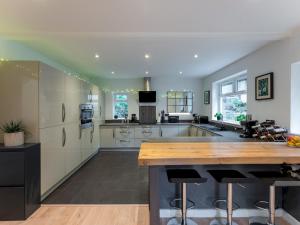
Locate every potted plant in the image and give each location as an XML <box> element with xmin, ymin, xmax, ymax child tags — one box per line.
<box><xmin>0</xmin><ymin>121</ymin><xmax>26</xmax><ymax>147</ymax></box>
<box><xmin>214</xmin><ymin>112</ymin><xmax>223</xmax><ymax>121</ymax></box>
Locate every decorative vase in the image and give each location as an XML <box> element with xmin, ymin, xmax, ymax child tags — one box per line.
<box><xmin>3</xmin><ymin>132</ymin><xmax>24</xmax><ymax>147</ymax></box>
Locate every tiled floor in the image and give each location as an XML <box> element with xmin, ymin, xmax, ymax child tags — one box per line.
<box><xmin>43</xmin><ymin>151</ymin><xmax>148</xmax><ymax>204</ymax></box>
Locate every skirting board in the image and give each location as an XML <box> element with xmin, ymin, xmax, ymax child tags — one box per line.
<box><xmin>160</xmin><ymin>208</ymin><xmax>300</xmax><ymax>225</ymax></box>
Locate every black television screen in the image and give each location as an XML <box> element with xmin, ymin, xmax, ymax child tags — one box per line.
<box><xmin>139</xmin><ymin>91</ymin><xmax>156</xmax><ymax>103</ymax></box>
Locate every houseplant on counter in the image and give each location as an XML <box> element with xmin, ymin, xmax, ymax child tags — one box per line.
<box><xmin>214</xmin><ymin>112</ymin><xmax>223</xmax><ymax>121</ymax></box>
<box><xmin>0</xmin><ymin>121</ymin><xmax>26</xmax><ymax>147</ymax></box>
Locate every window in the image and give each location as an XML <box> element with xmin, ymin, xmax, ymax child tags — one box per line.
<box><xmin>217</xmin><ymin>75</ymin><xmax>247</xmax><ymax>124</ymax></box>
<box><xmin>113</xmin><ymin>94</ymin><xmax>128</xmax><ymax>119</ymax></box>
<box><xmin>167</xmin><ymin>91</ymin><xmax>193</xmax><ymax>113</ymax></box>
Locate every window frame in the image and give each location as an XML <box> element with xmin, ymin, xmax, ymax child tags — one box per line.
<box><xmin>113</xmin><ymin>93</ymin><xmax>129</xmax><ymax>119</ymax></box>
<box><xmin>217</xmin><ymin>75</ymin><xmax>247</xmax><ymax>124</ymax></box>
<box><xmin>167</xmin><ymin>91</ymin><xmax>193</xmax><ymax>114</ymax></box>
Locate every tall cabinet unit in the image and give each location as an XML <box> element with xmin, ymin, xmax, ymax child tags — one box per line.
<box><xmin>0</xmin><ymin>61</ymin><xmax>101</xmax><ymax>197</ymax></box>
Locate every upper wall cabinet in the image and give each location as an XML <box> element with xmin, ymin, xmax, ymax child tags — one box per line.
<box><xmin>39</xmin><ymin>63</ymin><xmax>65</xmax><ymax>129</ymax></box>
<box><xmin>64</xmin><ymin>76</ymin><xmax>81</xmax><ymax>124</ymax></box>
<box><xmin>80</xmin><ymin>81</ymin><xmax>92</xmax><ymax>104</ymax></box>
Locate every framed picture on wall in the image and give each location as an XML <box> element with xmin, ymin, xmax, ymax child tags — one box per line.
<box><xmin>255</xmin><ymin>72</ymin><xmax>274</xmax><ymax>100</ymax></box>
<box><xmin>204</xmin><ymin>91</ymin><xmax>210</xmax><ymax>104</ymax></box>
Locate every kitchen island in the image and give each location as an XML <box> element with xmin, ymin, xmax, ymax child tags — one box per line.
<box><xmin>138</xmin><ymin>141</ymin><xmax>300</xmax><ymax>225</ymax></box>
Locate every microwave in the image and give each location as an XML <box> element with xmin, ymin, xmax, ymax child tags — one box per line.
<box><xmin>80</xmin><ymin>104</ymin><xmax>94</xmax><ymax>129</ymax></box>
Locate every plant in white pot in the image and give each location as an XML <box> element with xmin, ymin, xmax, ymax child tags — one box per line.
<box><xmin>1</xmin><ymin>121</ymin><xmax>26</xmax><ymax>147</ymax></box>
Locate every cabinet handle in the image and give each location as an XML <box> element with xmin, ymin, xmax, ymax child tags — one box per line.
<box><xmin>89</xmin><ymin>90</ymin><xmax>92</xmax><ymax>102</ymax></box>
<box><xmin>90</xmin><ymin>130</ymin><xmax>93</xmax><ymax>143</ymax></box>
<box><xmin>62</xmin><ymin>103</ymin><xmax>66</xmax><ymax>122</ymax></box>
<box><xmin>62</xmin><ymin>127</ymin><xmax>66</xmax><ymax>147</ymax></box>
<box><xmin>160</xmin><ymin>129</ymin><xmax>163</xmax><ymax>137</ymax></box>
<box><xmin>79</xmin><ymin>125</ymin><xmax>82</xmax><ymax>139</ymax></box>
<box><xmin>92</xmin><ymin>122</ymin><xmax>95</xmax><ymax>134</ymax></box>
<box><xmin>120</xmin><ymin>140</ymin><xmax>130</xmax><ymax>143</ymax></box>
<box><xmin>113</xmin><ymin>129</ymin><xmax>115</xmax><ymax>139</ymax></box>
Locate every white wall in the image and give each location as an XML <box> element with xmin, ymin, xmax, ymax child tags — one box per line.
<box><xmin>96</xmin><ymin>78</ymin><xmax>143</xmax><ymax>120</ymax></box>
<box><xmin>200</xmin><ymin>31</ymin><xmax>300</xmax><ymax>129</ymax></box>
<box><xmin>291</xmin><ymin>62</ymin><xmax>300</xmax><ymax>134</ymax></box>
<box><xmin>152</xmin><ymin>76</ymin><xmax>203</xmax><ymax>120</ymax></box>
<box><xmin>97</xmin><ymin>76</ymin><xmax>203</xmax><ymax>120</ymax></box>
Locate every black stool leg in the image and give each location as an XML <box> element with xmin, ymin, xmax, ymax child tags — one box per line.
<box><xmin>269</xmin><ymin>185</ymin><xmax>275</xmax><ymax>225</ymax></box>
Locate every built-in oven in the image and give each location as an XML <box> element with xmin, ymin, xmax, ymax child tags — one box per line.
<box><xmin>80</xmin><ymin>104</ymin><xmax>94</xmax><ymax>129</ymax></box>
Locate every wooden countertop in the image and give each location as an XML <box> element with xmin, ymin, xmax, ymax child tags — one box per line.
<box><xmin>138</xmin><ymin>142</ymin><xmax>300</xmax><ymax>166</ymax></box>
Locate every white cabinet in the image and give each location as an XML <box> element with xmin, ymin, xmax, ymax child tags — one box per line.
<box><xmin>39</xmin><ymin>64</ymin><xmax>65</xmax><ymax>128</ymax></box>
<box><xmin>190</xmin><ymin>126</ymin><xmax>199</xmax><ymax>136</ymax></box>
<box><xmin>115</xmin><ymin>126</ymin><xmax>134</xmax><ymax>139</ymax></box>
<box><xmin>178</xmin><ymin>125</ymin><xmax>190</xmax><ymax>136</ymax></box>
<box><xmin>161</xmin><ymin>125</ymin><xmax>179</xmax><ymax>137</ymax></box>
<box><xmin>91</xmin><ymin>85</ymin><xmax>100</xmax><ymax>121</ymax></box>
<box><xmin>135</xmin><ymin>126</ymin><xmax>160</xmax><ymax>139</ymax></box>
<box><xmin>80</xmin><ymin>127</ymin><xmax>93</xmax><ymax>161</ymax></box>
<box><xmin>64</xmin><ymin>123</ymin><xmax>81</xmax><ymax>174</ymax></box>
<box><xmin>64</xmin><ymin>76</ymin><xmax>81</xmax><ymax>124</ymax></box>
<box><xmin>100</xmin><ymin>127</ymin><xmax>115</xmax><ymax>148</ymax></box>
<box><xmin>40</xmin><ymin>126</ymin><xmax>66</xmax><ymax>195</ymax></box>
<box><xmin>80</xmin><ymin>81</ymin><xmax>92</xmax><ymax>104</ymax></box>
<box><xmin>91</xmin><ymin>122</ymin><xmax>100</xmax><ymax>154</ymax></box>
<box><xmin>115</xmin><ymin>138</ymin><xmax>135</xmax><ymax>148</ymax></box>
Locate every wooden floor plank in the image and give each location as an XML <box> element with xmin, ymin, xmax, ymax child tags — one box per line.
<box><xmin>0</xmin><ymin>205</ymin><xmax>291</xmax><ymax>225</ymax></box>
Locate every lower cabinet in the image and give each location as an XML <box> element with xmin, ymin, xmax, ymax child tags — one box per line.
<box><xmin>161</xmin><ymin>125</ymin><xmax>179</xmax><ymax>137</ymax></box>
<box><xmin>100</xmin><ymin>127</ymin><xmax>115</xmax><ymax>148</ymax></box>
<box><xmin>178</xmin><ymin>125</ymin><xmax>190</xmax><ymax>136</ymax></box>
<box><xmin>40</xmin><ymin>126</ymin><xmax>66</xmax><ymax>195</ymax></box>
<box><xmin>80</xmin><ymin>127</ymin><xmax>93</xmax><ymax>161</ymax></box>
<box><xmin>65</xmin><ymin>123</ymin><xmax>81</xmax><ymax>174</ymax></box>
<box><xmin>0</xmin><ymin>144</ymin><xmax>40</xmax><ymax>220</ymax></box>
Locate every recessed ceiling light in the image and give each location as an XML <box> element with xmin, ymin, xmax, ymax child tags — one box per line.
<box><xmin>144</xmin><ymin>54</ymin><xmax>150</xmax><ymax>59</ymax></box>
<box><xmin>194</xmin><ymin>54</ymin><xmax>198</xmax><ymax>58</ymax></box>
<box><xmin>111</xmin><ymin>71</ymin><xmax>115</xmax><ymax>74</ymax></box>
<box><xmin>145</xmin><ymin>71</ymin><xmax>149</xmax><ymax>75</ymax></box>
<box><xmin>179</xmin><ymin>71</ymin><xmax>183</xmax><ymax>75</ymax></box>
<box><xmin>95</xmin><ymin>53</ymin><xmax>100</xmax><ymax>59</ymax></box>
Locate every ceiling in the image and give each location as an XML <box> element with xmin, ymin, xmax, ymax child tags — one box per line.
<box><xmin>1</xmin><ymin>0</ymin><xmax>300</xmax><ymax>78</ymax></box>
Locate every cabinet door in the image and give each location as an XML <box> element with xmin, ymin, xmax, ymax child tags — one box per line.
<box><xmin>99</xmin><ymin>90</ymin><xmax>105</xmax><ymax>122</ymax></box>
<box><xmin>80</xmin><ymin>81</ymin><xmax>92</xmax><ymax>104</ymax></box>
<box><xmin>135</xmin><ymin>126</ymin><xmax>160</xmax><ymax>139</ymax></box>
<box><xmin>115</xmin><ymin>138</ymin><xmax>135</xmax><ymax>148</ymax></box>
<box><xmin>100</xmin><ymin>127</ymin><xmax>115</xmax><ymax>148</ymax></box>
<box><xmin>178</xmin><ymin>125</ymin><xmax>190</xmax><ymax>137</ymax></box>
<box><xmin>161</xmin><ymin>126</ymin><xmax>179</xmax><ymax>137</ymax></box>
<box><xmin>91</xmin><ymin>85</ymin><xmax>100</xmax><ymax>121</ymax></box>
<box><xmin>65</xmin><ymin>123</ymin><xmax>81</xmax><ymax>174</ymax></box>
<box><xmin>64</xmin><ymin>76</ymin><xmax>81</xmax><ymax>124</ymax></box>
<box><xmin>190</xmin><ymin>126</ymin><xmax>198</xmax><ymax>136</ymax></box>
<box><xmin>80</xmin><ymin>127</ymin><xmax>92</xmax><ymax>161</ymax></box>
<box><xmin>39</xmin><ymin>64</ymin><xmax>65</xmax><ymax>128</ymax></box>
<box><xmin>40</xmin><ymin>126</ymin><xmax>66</xmax><ymax>195</ymax></box>
<box><xmin>91</xmin><ymin>122</ymin><xmax>100</xmax><ymax>154</ymax></box>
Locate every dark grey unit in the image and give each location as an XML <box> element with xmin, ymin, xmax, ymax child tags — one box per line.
<box><xmin>0</xmin><ymin>143</ymin><xmax>41</xmax><ymax>221</ymax></box>
<box><xmin>139</xmin><ymin>106</ymin><xmax>156</xmax><ymax>124</ymax></box>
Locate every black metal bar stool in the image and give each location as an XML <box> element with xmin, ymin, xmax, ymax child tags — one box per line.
<box><xmin>167</xmin><ymin>169</ymin><xmax>207</xmax><ymax>225</ymax></box>
<box><xmin>207</xmin><ymin>170</ymin><xmax>255</xmax><ymax>225</ymax></box>
<box><xmin>248</xmin><ymin>170</ymin><xmax>300</xmax><ymax>225</ymax></box>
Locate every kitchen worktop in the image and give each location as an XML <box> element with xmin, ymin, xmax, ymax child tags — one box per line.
<box><xmin>138</xmin><ymin>142</ymin><xmax>300</xmax><ymax>166</ymax></box>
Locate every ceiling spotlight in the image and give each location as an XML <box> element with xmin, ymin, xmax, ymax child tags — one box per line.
<box><xmin>194</xmin><ymin>54</ymin><xmax>198</xmax><ymax>58</ymax></box>
<box><xmin>179</xmin><ymin>71</ymin><xmax>183</xmax><ymax>75</ymax></box>
<box><xmin>144</xmin><ymin>54</ymin><xmax>150</xmax><ymax>59</ymax></box>
<box><xmin>111</xmin><ymin>71</ymin><xmax>115</xmax><ymax>74</ymax></box>
<box><xmin>95</xmin><ymin>53</ymin><xmax>100</xmax><ymax>59</ymax></box>
<box><xmin>145</xmin><ymin>71</ymin><xmax>149</xmax><ymax>75</ymax></box>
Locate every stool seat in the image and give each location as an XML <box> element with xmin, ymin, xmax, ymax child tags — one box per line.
<box><xmin>208</xmin><ymin>170</ymin><xmax>254</xmax><ymax>183</ymax></box>
<box><xmin>249</xmin><ymin>171</ymin><xmax>297</xmax><ymax>185</ymax></box>
<box><xmin>167</xmin><ymin>169</ymin><xmax>207</xmax><ymax>184</ymax></box>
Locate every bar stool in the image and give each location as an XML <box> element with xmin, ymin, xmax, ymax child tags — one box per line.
<box><xmin>248</xmin><ymin>170</ymin><xmax>298</xmax><ymax>225</ymax></box>
<box><xmin>207</xmin><ymin>170</ymin><xmax>255</xmax><ymax>225</ymax></box>
<box><xmin>166</xmin><ymin>169</ymin><xmax>207</xmax><ymax>225</ymax></box>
